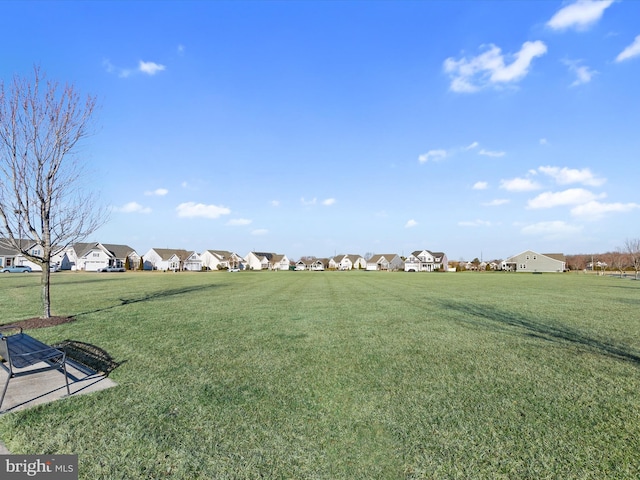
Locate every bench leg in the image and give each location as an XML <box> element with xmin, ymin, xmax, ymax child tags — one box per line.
<box><xmin>62</xmin><ymin>358</ymin><xmax>71</xmax><ymax>396</ymax></box>
<box><xmin>0</xmin><ymin>374</ymin><xmax>10</xmax><ymax>411</ymax></box>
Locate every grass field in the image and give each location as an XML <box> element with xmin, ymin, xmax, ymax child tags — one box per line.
<box><xmin>0</xmin><ymin>270</ymin><xmax>639</xmax><ymax>479</ymax></box>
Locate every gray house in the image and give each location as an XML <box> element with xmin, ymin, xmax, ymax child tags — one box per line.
<box><xmin>502</xmin><ymin>250</ymin><xmax>566</xmax><ymax>273</ymax></box>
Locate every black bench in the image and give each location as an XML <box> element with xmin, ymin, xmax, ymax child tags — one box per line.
<box><xmin>0</xmin><ymin>326</ymin><xmax>70</xmax><ymax>411</ymax></box>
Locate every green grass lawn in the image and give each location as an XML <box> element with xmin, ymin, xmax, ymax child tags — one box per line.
<box><xmin>1</xmin><ymin>271</ymin><xmax>639</xmax><ymax>479</ymax></box>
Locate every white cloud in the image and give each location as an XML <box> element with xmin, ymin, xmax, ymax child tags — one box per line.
<box><xmin>139</xmin><ymin>61</ymin><xmax>166</xmax><ymax>75</ymax></box>
<box><xmin>145</xmin><ymin>188</ymin><xmax>169</xmax><ymax>196</ymax></box>
<box><xmin>116</xmin><ymin>201</ymin><xmax>152</xmax><ymax>214</ymax></box>
<box><xmin>482</xmin><ymin>199</ymin><xmax>510</xmax><ymax>206</ymax></box>
<box><xmin>270</xmin><ymin>200</ymin><xmax>280</xmax><ymax>207</ymax></box>
<box><xmin>547</xmin><ymin>0</ymin><xmax>614</xmax><ymax>31</ymax></box>
<box><xmin>419</xmin><ymin>149</ymin><xmax>448</xmax><ymax>163</ymax></box>
<box><xmin>176</xmin><ymin>202</ymin><xmax>231</xmax><ymax>219</ymax></box>
<box><xmin>405</xmin><ymin>219</ymin><xmax>418</xmax><ymax>228</ymax></box>
<box><xmin>521</xmin><ymin>221</ymin><xmax>583</xmax><ymax>238</ymax></box>
<box><xmin>527</xmin><ymin>188</ymin><xmax>606</xmax><ymax>209</ymax></box>
<box><xmin>478</xmin><ymin>149</ymin><xmax>506</xmax><ymax>158</ymax></box>
<box><xmin>301</xmin><ymin>197</ymin><xmax>317</xmax><ymax>206</ymax></box>
<box><xmin>539</xmin><ymin>138</ymin><xmax>549</xmax><ymax>146</ymax></box>
<box><xmin>444</xmin><ymin>41</ymin><xmax>547</xmax><ymax>93</ymax></box>
<box><xmin>500</xmin><ymin>177</ymin><xmax>541</xmax><ymax>192</ymax></box>
<box><xmin>562</xmin><ymin>59</ymin><xmax>598</xmax><ymax>86</ymax></box>
<box><xmin>251</xmin><ymin>229</ymin><xmax>269</xmax><ymax>236</ymax></box>
<box><xmin>322</xmin><ymin>198</ymin><xmax>336</xmax><ymax>206</ymax></box>
<box><xmin>570</xmin><ymin>201</ymin><xmax>640</xmax><ymax>220</ymax></box>
<box><xmin>458</xmin><ymin>219</ymin><xmax>493</xmax><ymax>227</ymax></box>
<box><xmin>538</xmin><ymin>166</ymin><xmax>606</xmax><ymax>186</ymax></box>
<box><xmin>473</xmin><ymin>181</ymin><xmax>489</xmax><ymax>190</ymax></box>
<box><xmin>466</xmin><ymin>141</ymin><xmax>479</xmax><ymax>150</ymax></box>
<box><xmin>226</xmin><ymin>218</ymin><xmax>252</xmax><ymax>226</ymax></box>
<box><xmin>616</xmin><ymin>35</ymin><xmax>640</xmax><ymax>62</ymax></box>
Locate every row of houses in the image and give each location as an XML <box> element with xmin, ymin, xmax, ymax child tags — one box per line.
<box><xmin>0</xmin><ymin>239</ymin><xmax>566</xmax><ymax>273</ymax></box>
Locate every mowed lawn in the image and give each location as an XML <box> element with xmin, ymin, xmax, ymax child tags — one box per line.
<box><xmin>1</xmin><ymin>271</ymin><xmax>639</xmax><ymax>479</ymax></box>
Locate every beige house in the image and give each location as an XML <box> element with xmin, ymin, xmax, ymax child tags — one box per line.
<box><xmin>502</xmin><ymin>250</ymin><xmax>566</xmax><ymax>273</ymax></box>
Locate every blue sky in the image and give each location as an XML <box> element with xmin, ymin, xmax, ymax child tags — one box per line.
<box><xmin>2</xmin><ymin>0</ymin><xmax>639</xmax><ymax>261</ymax></box>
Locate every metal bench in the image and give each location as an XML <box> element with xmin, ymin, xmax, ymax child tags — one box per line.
<box><xmin>0</xmin><ymin>326</ymin><xmax>70</xmax><ymax>411</ymax></box>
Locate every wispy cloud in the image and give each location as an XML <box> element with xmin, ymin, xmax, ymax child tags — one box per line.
<box><xmin>301</xmin><ymin>197</ymin><xmax>336</xmax><ymax>206</ymax></box>
<box><xmin>500</xmin><ymin>177</ymin><xmax>541</xmax><ymax>192</ymax></box>
<box><xmin>103</xmin><ymin>59</ymin><xmax>166</xmax><ymax>78</ymax></box>
<box><xmin>527</xmin><ymin>188</ymin><xmax>606</xmax><ymax>209</ymax></box>
<box><xmin>226</xmin><ymin>218</ymin><xmax>252</xmax><ymax>226</ymax></box>
<box><xmin>473</xmin><ymin>181</ymin><xmax>489</xmax><ymax>190</ymax></box>
<box><xmin>270</xmin><ymin>200</ymin><xmax>281</xmax><ymax>207</ymax></box>
<box><xmin>538</xmin><ymin>166</ymin><xmax>605</xmax><ymax>186</ymax></box>
<box><xmin>563</xmin><ymin>59</ymin><xmax>597</xmax><ymax>86</ymax></box>
<box><xmin>547</xmin><ymin>0</ymin><xmax>614</xmax><ymax>31</ymax></box>
<box><xmin>443</xmin><ymin>41</ymin><xmax>547</xmax><ymax>93</ymax></box>
<box><xmin>571</xmin><ymin>201</ymin><xmax>640</xmax><ymax>220</ymax></box>
<box><xmin>405</xmin><ymin>219</ymin><xmax>418</xmax><ymax>228</ymax></box>
<box><xmin>482</xmin><ymin>199</ymin><xmax>510</xmax><ymax>207</ymax></box>
<box><xmin>458</xmin><ymin>219</ymin><xmax>494</xmax><ymax>227</ymax></box>
<box><xmin>115</xmin><ymin>201</ymin><xmax>152</xmax><ymax>214</ymax></box>
<box><xmin>521</xmin><ymin>221</ymin><xmax>583</xmax><ymax>238</ymax></box>
<box><xmin>144</xmin><ymin>188</ymin><xmax>169</xmax><ymax>196</ymax></box>
<box><xmin>418</xmin><ymin>150</ymin><xmax>448</xmax><ymax>163</ymax></box>
<box><xmin>176</xmin><ymin>202</ymin><xmax>231</xmax><ymax>219</ymax></box>
<box><xmin>616</xmin><ymin>35</ymin><xmax>640</xmax><ymax>63</ymax></box>
<box><xmin>251</xmin><ymin>229</ymin><xmax>269</xmax><ymax>236</ymax></box>
<box><xmin>478</xmin><ymin>149</ymin><xmax>506</xmax><ymax>158</ymax></box>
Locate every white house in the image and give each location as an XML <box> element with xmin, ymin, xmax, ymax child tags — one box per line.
<box><xmin>329</xmin><ymin>254</ymin><xmax>367</xmax><ymax>270</ymax></box>
<box><xmin>183</xmin><ymin>251</ymin><xmax>203</xmax><ymax>271</ymax></box>
<box><xmin>365</xmin><ymin>254</ymin><xmax>404</xmax><ymax>271</ymax></box>
<box><xmin>142</xmin><ymin>248</ymin><xmax>193</xmax><ymax>271</ymax></box>
<box><xmin>404</xmin><ymin>250</ymin><xmax>448</xmax><ymax>272</ymax></box>
<box><xmin>243</xmin><ymin>252</ymin><xmax>291</xmax><ymax>271</ymax></box>
<box><xmin>200</xmin><ymin>250</ymin><xmax>244</xmax><ymax>270</ymax></box>
<box><xmin>43</xmin><ymin>242</ymin><xmax>138</xmax><ymax>271</ymax></box>
<box><xmin>502</xmin><ymin>250</ymin><xmax>566</xmax><ymax>273</ymax></box>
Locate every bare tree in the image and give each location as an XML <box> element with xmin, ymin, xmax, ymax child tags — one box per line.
<box><xmin>0</xmin><ymin>67</ymin><xmax>104</xmax><ymax>318</ymax></box>
<box><xmin>625</xmin><ymin>238</ymin><xmax>640</xmax><ymax>280</ymax></box>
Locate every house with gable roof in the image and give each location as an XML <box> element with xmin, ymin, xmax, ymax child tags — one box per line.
<box><xmin>142</xmin><ymin>248</ymin><xmax>193</xmax><ymax>271</ymax></box>
<box><xmin>62</xmin><ymin>242</ymin><xmax>139</xmax><ymax>271</ymax></box>
<box><xmin>200</xmin><ymin>250</ymin><xmax>244</xmax><ymax>270</ymax></box>
<box><xmin>502</xmin><ymin>250</ymin><xmax>566</xmax><ymax>273</ymax></box>
<box><xmin>329</xmin><ymin>254</ymin><xmax>366</xmax><ymax>270</ymax></box>
<box><xmin>404</xmin><ymin>250</ymin><xmax>448</xmax><ymax>272</ymax></box>
<box><xmin>365</xmin><ymin>254</ymin><xmax>404</xmax><ymax>271</ymax></box>
<box><xmin>244</xmin><ymin>252</ymin><xmax>290</xmax><ymax>270</ymax></box>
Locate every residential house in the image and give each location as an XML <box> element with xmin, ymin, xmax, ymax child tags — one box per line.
<box><xmin>142</xmin><ymin>248</ymin><xmax>193</xmax><ymax>271</ymax></box>
<box><xmin>63</xmin><ymin>243</ymin><xmax>139</xmax><ymax>271</ymax></box>
<box><xmin>329</xmin><ymin>254</ymin><xmax>367</xmax><ymax>270</ymax></box>
<box><xmin>200</xmin><ymin>250</ymin><xmax>244</xmax><ymax>270</ymax></box>
<box><xmin>183</xmin><ymin>251</ymin><xmax>203</xmax><ymax>271</ymax></box>
<box><xmin>244</xmin><ymin>252</ymin><xmax>290</xmax><ymax>270</ymax></box>
<box><xmin>502</xmin><ymin>250</ymin><xmax>566</xmax><ymax>273</ymax></box>
<box><xmin>365</xmin><ymin>254</ymin><xmax>404</xmax><ymax>271</ymax></box>
<box><xmin>404</xmin><ymin>250</ymin><xmax>448</xmax><ymax>272</ymax></box>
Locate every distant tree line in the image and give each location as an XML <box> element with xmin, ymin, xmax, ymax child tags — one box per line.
<box><xmin>565</xmin><ymin>238</ymin><xmax>640</xmax><ymax>279</ymax></box>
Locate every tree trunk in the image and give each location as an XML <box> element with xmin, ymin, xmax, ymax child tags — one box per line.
<box><xmin>41</xmin><ymin>262</ymin><xmax>51</xmax><ymax>318</ymax></box>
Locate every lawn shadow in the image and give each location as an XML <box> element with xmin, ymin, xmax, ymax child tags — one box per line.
<box><xmin>438</xmin><ymin>300</ymin><xmax>640</xmax><ymax>366</ymax></box>
<box><xmin>78</xmin><ymin>284</ymin><xmax>225</xmax><ymax>316</ymax></box>
<box><xmin>51</xmin><ymin>339</ymin><xmax>123</xmax><ymax>376</ymax></box>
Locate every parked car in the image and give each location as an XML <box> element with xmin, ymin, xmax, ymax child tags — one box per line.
<box><xmin>1</xmin><ymin>265</ymin><xmax>32</xmax><ymax>273</ymax></box>
<box><xmin>98</xmin><ymin>266</ymin><xmax>126</xmax><ymax>272</ymax></box>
